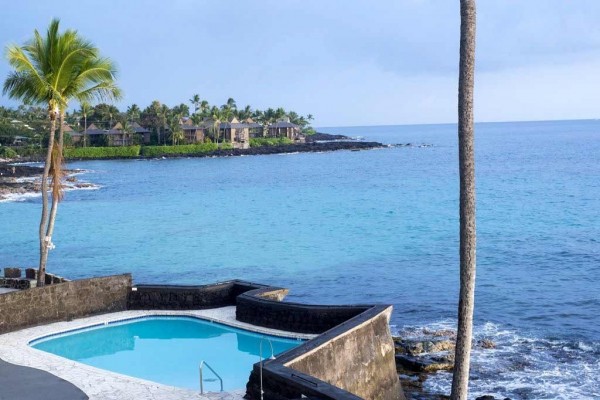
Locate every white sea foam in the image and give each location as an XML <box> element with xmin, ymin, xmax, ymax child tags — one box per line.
<box><xmin>0</xmin><ymin>182</ymin><xmax>101</xmax><ymax>203</ymax></box>
<box><xmin>392</xmin><ymin>320</ymin><xmax>600</xmax><ymax>400</ymax></box>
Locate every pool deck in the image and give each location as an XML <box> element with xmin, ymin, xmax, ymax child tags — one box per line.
<box><xmin>0</xmin><ymin>307</ymin><xmax>316</xmax><ymax>400</ymax></box>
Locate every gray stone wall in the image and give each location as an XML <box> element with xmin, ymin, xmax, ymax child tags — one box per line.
<box><xmin>286</xmin><ymin>307</ymin><xmax>403</xmax><ymax>400</ymax></box>
<box><xmin>0</xmin><ymin>274</ymin><xmax>131</xmax><ymax>334</ymax></box>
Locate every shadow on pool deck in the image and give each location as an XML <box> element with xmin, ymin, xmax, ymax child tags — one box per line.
<box><xmin>0</xmin><ymin>358</ymin><xmax>88</xmax><ymax>400</ymax></box>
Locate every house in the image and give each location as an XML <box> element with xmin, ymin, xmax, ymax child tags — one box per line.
<box><xmin>106</xmin><ymin>122</ymin><xmax>135</xmax><ymax>146</ymax></box>
<box><xmin>267</xmin><ymin>119</ymin><xmax>303</xmax><ymax>141</ymax></box>
<box><xmin>63</xmin><ymin>123</ymin><xmax>82</xmax><ymax>144</ymax></box>
<box><xmin>245</xmin><ymin>118</ymin><xmax>264</xmax><ymax>138</ymax></box>
<box><xmin>178</xmin><ymin>119</ymin><xmax>206</xmax><ymax>144</ymax></box>
<box><xmin>81</xmin><ymin>123</ymin><xmax>106</xmax><ymax>146</ymax></box>
<box><xmin>219</xmin><ymin>117</ymin><xmax>250</xmax><ymax>149</ymax></box>
<box><xmin>131</xmin><ymin>122</ymin><xmax>151</xmax><ymax>144</ymax></box>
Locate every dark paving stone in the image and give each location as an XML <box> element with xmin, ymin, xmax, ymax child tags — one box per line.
<box><xmin>0</xmin><ymin>358</ymin><xmax>88</xmax><ymax>400</ymax></box>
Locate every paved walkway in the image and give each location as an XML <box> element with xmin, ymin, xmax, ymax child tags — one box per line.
<box><xmin>0</xmin><ymin>358</ymin><xmax>88</xmax><ymax>400</ymax></box>
<box><xmin>0</xmin><ymin>307</ymin><xmax>314</xmax><ymax>400</ymax></box>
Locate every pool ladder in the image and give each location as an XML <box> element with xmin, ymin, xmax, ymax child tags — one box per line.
<box><xmin>199</xmin><ymin>360</ymin><xmax>223</xmax><ymax>394</ymax></box>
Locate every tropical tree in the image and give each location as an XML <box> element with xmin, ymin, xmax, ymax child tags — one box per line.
<box><xmin>450</xmin><ymin>1</ymin><xmax>477</xmax><ymax>400</ymax></box>
<box><xmin>3</xmin><ymin>18</ymin><xmax>120</xmax><ymax>286</ymax></box>
<box><xmin>141</xmin><ymin>100</ymin><xmax>163</xmax><ymax>144</ymax></box>
<box><xmin>126</xmin><ymin>104</ymin><xmax>140</xmax><ymax>124</ymax></box>
<box><xmin>167</xmin><ymin>112</ymin><xmax>184</xmax><ymax>145</ymax></box>
<box><xmin>189</xmin><ymin>94</ymin><xmax>200</xmax><ymax>113</ymax></box>
<box><xmin>225</xmin><ymin>97</ymin><xmax>237</xmax><ymax>111</ymax></box>
<box><xmin>199</xmin><ymin>100</ymin><xmax>209</xmax><ymax>115</ymax></box>
<box><xmin>79</xmin><ymin>101</ymin><xmax>92</xmax><ymax>147</ymax></box>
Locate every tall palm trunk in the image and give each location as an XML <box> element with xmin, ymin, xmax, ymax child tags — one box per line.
<box><xmin>451</xmin><ymin>1</ymin><xmax>477</xmax><ymax>400</ymax></box>
<box><xmin>38</xmin><ymin>105</ymin><xmax>59</xmax><ymax>286</ymax></box>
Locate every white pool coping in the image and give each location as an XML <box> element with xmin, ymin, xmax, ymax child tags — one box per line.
<box><xmin>0</xmin><ymin>307</ymin><xmax>316</xmax><ymax>400</ymax></box>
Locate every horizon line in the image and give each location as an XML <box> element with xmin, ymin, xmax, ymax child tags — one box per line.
<box><xmin>316</xmin><ymin>117</ymin><xmax>599</xmax><ymax>130</ymax></box>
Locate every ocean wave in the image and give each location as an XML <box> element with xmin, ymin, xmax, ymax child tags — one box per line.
<box><xmin>0</xmin><ymin>183</ymin><xmax>101</xmax><ymax>203</ymax></box>
<box><xmin>392</xmin><ymin>320</ymin><xmax>600</xmax><ymax>400</ymax></box>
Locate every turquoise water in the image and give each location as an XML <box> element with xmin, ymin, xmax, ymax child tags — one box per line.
<box><xmin>2</xmin><ymin>119</ymin><xmax>600</xmax><ymax>398</ymax></box>
<box><xmin>31</xmin><ymin>316</ymin><xmax>300</xmax><ymax>391</ymax></box>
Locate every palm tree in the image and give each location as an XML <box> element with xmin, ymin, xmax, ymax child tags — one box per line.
<box><xmin>167</xmin><ymin>111</ymin><xmax>184</xmax><ymax>145</ymax></box>
<box><xmin>450</xmin><ymin>1</ymin><xmax>477</xmax><ymax>400</ymax></box>
<box><xmin>126</xmin><ymin>104</ymin><xmax>140</xmax><ymax>124</ymax></box>
<box><xmin>189</xmin><ymin>94</ymin><xmax>200</xmax><ymax>113</ymax></box>
<box><xmin>226</xmin><ymin>97</ymin><xmax>237</xmax><ymax>111</ymax></box>
<box><xmin>3</xmin><ymin>19</ymin><xmax>120</xmax><ymax>286</ymax></box>
<box><xmin>79</xmin><ymin>102</ymin><xmax>92</xmax><ymax>147</ymax></box>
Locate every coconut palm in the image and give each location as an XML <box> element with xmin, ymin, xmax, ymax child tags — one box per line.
<box><xmin>226</xmin><ymin>97</ymin><xmax>237</xmax><ymax>111</ymax></box>
<box><xmin>79</xmin><ymin>102</ymin><xmax>92</xmax><ymax>147</ymax></box>
<box><xmin>189</xmin><ymin>94</ymin><xmax>201</xmax><ymax>113</ymax></box>
<box><xmin>3</xmin><ymin>18</ymin><xmax>120</xmax><ymax>286</ymax></box>
<box><xmin>450</xmin><ymin>1</ymin><xmax>477</xmax><ymax>399</ymax></box>
<box><xmin>126</xmin><ymin>104</ymin><xmax>140</xmax><ymax>124</ymax></box>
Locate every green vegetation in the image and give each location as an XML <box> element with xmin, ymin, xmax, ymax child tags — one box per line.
<box><xmin>140</xmin><ymin>143</ymin><xmax>232</xmax><ymax>157</ymax></box>
<box><xmin>250</xmin><ymin>137</ymin><xmax>294</xmax><ymax>147</ymax></box>
<box><xmin>0</xmin><ymin>146</ymin><xmax>18</xmax><ymax>158</ymax></box>
<box><xmin>64</xmin><ymin>146</ymin><xmax>140</xmax><ymax>159</ymax></box>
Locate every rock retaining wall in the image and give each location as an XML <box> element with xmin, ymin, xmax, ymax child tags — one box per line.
<box><xmin>0</xmin><ymin>274</ymin><xmax>131</xmax><ymax>334</ymax></box>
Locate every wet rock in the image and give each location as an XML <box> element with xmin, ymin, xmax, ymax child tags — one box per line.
<box><xmin>66</xmin><ymin>176</ymin><xmax>77</xmax><ymax>182</ymax></box>
<box><xmin>396</xmin><ymin>354</ymin><xmax>454</xmax><ymax>373</ymax></box>
<box><xmin>475</xmin><ymin>396</ymin><xmax>511</xmax><ymax>400</ymax></box>
<box><xmin>478</xmin><ymin>339</ymin><xmax>497</xmax><ymax>349</ymax></box>
<box><xmin>422</xmin><ymin>328</ymin><xmax>456</xmax><ymax>339</ymax></box>
<box><xmin>395</xmin><ymin>338</ymin><xmax>455</xmax><ymax>355</ymax></box>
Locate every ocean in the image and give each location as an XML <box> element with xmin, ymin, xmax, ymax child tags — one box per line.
<box><xmin>1</xmin><ymin>119</ymin><xmax>599</xmax><ymax>399</ymax></box>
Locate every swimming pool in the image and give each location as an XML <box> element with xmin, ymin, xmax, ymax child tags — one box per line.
<box><xmin>30</xmin><ymin>316</ymin><xmax>302</xmax><ymax>392</ymax></box>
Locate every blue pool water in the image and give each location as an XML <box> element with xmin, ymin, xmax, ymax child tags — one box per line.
<box><xmin>2</xmin><ymin>119</ymin><xmax>599</xmax><ymax>398</ymax></box>
<box><xmin>31</xmin><ymin>317</ymin><xmax>300</xmax><ymax>391</ymax></box>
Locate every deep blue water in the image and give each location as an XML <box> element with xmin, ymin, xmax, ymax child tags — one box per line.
<box><xmin>2</xmin><ymin>119</ymin><xmax>599</xmax><ymax>398</ymax></box>
<box><xmin>32</xmin><ymin>316</ymin><xmax>300</xmax><ymax>391</ymax></box>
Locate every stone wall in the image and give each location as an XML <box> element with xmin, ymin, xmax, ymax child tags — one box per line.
<box><xmin>236</xmin><ymin>289</ymin><xmax>369</xmax><ymax>334</ymax></box>
<box><xmin>245</xmin><ymin>305</ymin><xmax>404</xmax><ymax>400</ymax></box>
<box><xmin>0</xmin><ymin>274</ymin><xmax>131</xmax><ymax>334</ymax></box>
<box><xmin>127</xmin><ymin>280</ymin><xmax>277</xmax><ymax>309</ymax></box>
<box><xmin>285</xmin><ymin>306</ymin><xmax>403</xmax><ymax>400</ymax></box>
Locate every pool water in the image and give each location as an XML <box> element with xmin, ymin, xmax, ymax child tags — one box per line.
<box><xmin>30</xmin><ymin>316</ymin><xmax>302</xmax><ymax>392</ymax></box>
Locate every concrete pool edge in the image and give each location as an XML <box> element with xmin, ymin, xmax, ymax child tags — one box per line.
<box><xmin>0</xmin><ymin>307</ymin><xmax>311</xmax><ymax>400</ymax></box>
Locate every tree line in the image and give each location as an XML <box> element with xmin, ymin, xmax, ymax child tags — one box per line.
<box><xmin>1</xmin><ymin>97</ymin><xmax>316</xmax><ymax>147</ymax></box>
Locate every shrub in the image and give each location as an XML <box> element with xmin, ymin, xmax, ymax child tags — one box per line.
<box><xmin>64</xmin><ymin>146</ymin><xmax>141</xmax><ymax>159</ymax></box>
<box><xmin>250</xmin><ymin>137</ymin><xmax>294</xmax><ymax>147</ymax></box>
<box><xmin>140</xmin><ymin>143</ymin><xmax>219</xmax><ymax>157</ymax></box>
<box><xmin>0</xmin><ymin>146</ymin><xmax>18</xmax><ymax>159</ymax></box>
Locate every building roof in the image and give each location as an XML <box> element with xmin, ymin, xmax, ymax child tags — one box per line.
<box><xmin>131</xmin><ymin>122</ymin><xmax>150</xmax><ymax>134</ymax></box>
<box><xmin>84</xmin><ymin>124</ymin><xmax>105</xmax><ymax>135</ymax></box>
<box><xmin>269</xmin><ymin>121</ymin><xmax>299</xmax><ymax>128</ymax></box>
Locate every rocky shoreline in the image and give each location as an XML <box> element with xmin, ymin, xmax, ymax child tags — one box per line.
<box><xmin>0</xmin><ymin>164</ymin><xmax>95</xmax><ymax>202</ymax></box>
<box><xmin>394</xmin><ymin>328</ymin><xmax>508</xmax><ymax>400</ymax></box>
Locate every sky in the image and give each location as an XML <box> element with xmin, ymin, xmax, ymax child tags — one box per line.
<box><xmin>1</xmin><ymin>0</ymin><xmax>599</xmax><ymax>127</ymax></box>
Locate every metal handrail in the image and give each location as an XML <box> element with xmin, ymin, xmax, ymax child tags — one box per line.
<box><xmin>199</xmin><ymin>360</ymin><xmax>223</xmax><ymax>394</ymax></box>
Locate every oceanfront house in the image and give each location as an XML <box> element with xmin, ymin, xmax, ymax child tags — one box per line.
<box><xmin>267</xmin><ymin>120</ymin><xmax>303</xmax><ymax>141</ymax></box>
<box><xmin>219</xmin><ymin>117</ymin><xmax>250</xmax><ymax>149</ymax></box>
<box><xmin>245</xmin><ymin>118</ymin><xmax>264</xmax><ymax>138</ymax></box>
<box><xmin>179</xmin><ymin>118</ymin><xmax>206</xmax><ymax>144</ymax></box>
<box><xmin>131</xmin><ymin>122</ymin><xmax>152</xmax><ymax>144</ymax></box>
<box><xmin>71</xmin><ymin>122</ymin><xmax>151</xmax><ymax>146</ymax></box>
<box><xmin>65</xmin><ymin>118</ymin><xmax>303</xmax><ymax>147</ymax></box>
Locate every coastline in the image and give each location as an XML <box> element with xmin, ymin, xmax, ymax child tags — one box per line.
<box><xmin>0</xmin><ymin>136</ymin><xmax>386</xmax><ymax>202</ymax></box>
